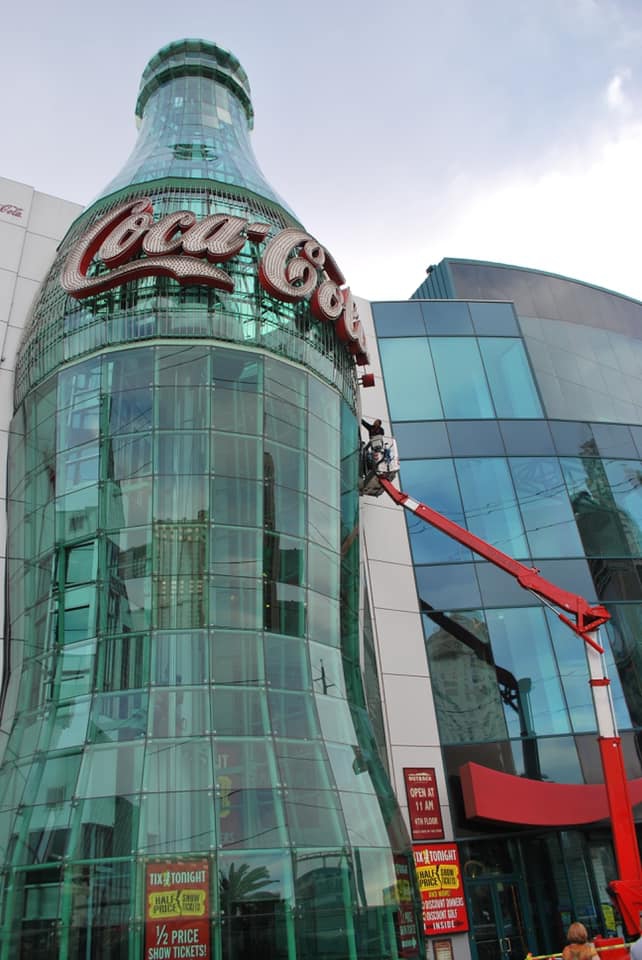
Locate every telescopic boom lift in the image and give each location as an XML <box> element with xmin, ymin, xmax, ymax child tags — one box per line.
<box><xmin>360</xmin><ymin>437</ymin><xmax>642</xmax><ymax>934</ymax></box>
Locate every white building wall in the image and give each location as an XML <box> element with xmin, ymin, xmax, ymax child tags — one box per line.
<box><xmin>357</xmin><ymin>297</ymin><xmax>472</xmax><ymax>960</ymax></box>
<box><xmin>0</xmin><ymin>177</ymin><xmax>83</xmax><ymax>731</ymax></box>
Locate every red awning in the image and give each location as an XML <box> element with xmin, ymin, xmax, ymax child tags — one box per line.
<box><xmin>460</xmin><ymin>762</ymin><xmax>642</xmax><ymax>826</ymax></box>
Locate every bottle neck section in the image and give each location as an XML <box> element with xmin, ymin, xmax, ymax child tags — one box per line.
<box><xmin>94</xmin><ymin>74</ymin><xmax>293</xmax><ymax>214</ymax></box>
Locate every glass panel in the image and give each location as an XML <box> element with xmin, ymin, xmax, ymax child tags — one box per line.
<box><xmin>560</xmin><ymin>457</ymin><xmax>631</xmax><ymax>556</ymax></box>
<box><xmin>143</xmin><ymin>740</ymin><xmax>212</xmax><ymax>792</ymax></box>
<box><xmin>447</xmin><ymin>421</ymin><xmax>504</xmax><ymax>456</ymax></box>
<box><xmin>149</xmin><ymin>688</ymin><xmax>210</xmax><ymax>737</ymax></box>
<box><xmin>108</xmin><ymin>434</ymin><xmax>152</xmax><ymax>480</ymax></box>
<box><xmin>212</xmin><ymin>476</ymin><xmax>262</xmax><ymax>527</ymax></box>
<box><xmin>378</xmin><ymin>339</ymin><xmax>442</xmax><ymax>421</ymax></box>
<box><xmin>213</xmin><ymin>434</ymin><xmax>260</xmax><ymax>478</ymax></box>
<box><xmin>75</xmin><ymin>796</ymin><xmax>139</xmax><ymax>858</ymax></box>
<box><xmin>391</xmin><ymin>421</ymin><xmax>451</xmax><ymax>459</ymax></box>
<box><xmin>499</xmin><ymin>420</ymin><xmax>555</xmax><ymax>456</ymax></box>
<box><xmin>399</xmin><ymin>460</ymin><xmax>470</xmax><ymax>564</ymax></box>
<box><xmin>212</xmin><ymin>349</ymin><xmax>261</xmax><ymax>435</ymax></box>
<box><xmin>90</xmin><ymin>692</ymin><xmax>147</xmax><ymax>742</ymax></box>
<box><xmin>76</xmin><ymin>743</ymin><xmax>144</xmax><ymax>798</ymax></box>
<box><xmin>469</xmin><ymin>301</ymin><xmax>519</xmax><ymax>336</ymax></box>
<box><xmin>415</xmin><ymin>564</ymin><xmax>482</xmax><ymax>611</ymax></box>
<box><xmin>373</xmin><ymin>301</ymin><xmax>425</xmax><ymax>337</ymax></box>
<box><xmin>424</xmin><ymin>609</ymin><xmax>507</xmax><ymax>744</ymax></box>
<box><xmin>212</xmin><ymin>688</ymin><xmax>268</xmax><ymax>736</ymax></box>
<box><xmin>211</xmin><ymin>631</ymin><xmax>262</xmax><ymax>685</ymax></box>
<box><xmin>603</xmin><ymin>459</ymin><xmax>642</xmax><ymax>555</ymax></box>
<box><xmin>105</xmin><ymin>348</ymin><xmax>153</xmax><ymax>434</ymax></box>
<box><xmin>265</xmin><ymin>635</ymin><xmax>310</xmax><ymax>690</ymax></box>
<box><xmin>151</xmin><ymin>631</ymin><xmax>208</xmax><ymax>686</ymax></box>
<box><xmin>486</xmin><ymin>607</ymin><xmax>571</xmax><ymax>737</ymax></box>
<box><xmin>510</xmin><ymin>457</ymin><xmax>584</xmax><ymax>557</ymax></box>
<box><xmin>480</xmin><ymin>338</ymin><xmax>543</xmax><ymax>418</ymax></box>
<box><xmin>157</xmin><ymin>344</ymin><xmax>209</xmax><ymax>429</ymax></box>
<box><xmin>432</xmin><ymin>338</ymin><xmax>494</xmax><ymax>418</ymax></box>
<box><xmin>423</xmin><ymin>300</ymin><xmax>473</xmax><ymax>334</ymax></box>
<box><xmin>456</xmin><ymin>458</ymin><xmax>528</xmax><ymax>556</ymax></box>
<box><xmin>268</xmin><ymin>691</ymin><xmax>319</xmax><ymax>739</ymax></box>
<box><xmin>140</xmin><ymin>790</ymin><xmax>212</xmax><ymax>853</ymax></box>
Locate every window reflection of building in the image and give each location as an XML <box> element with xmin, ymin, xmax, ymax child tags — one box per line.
<box><xmin>424</xmin><ymin>609</ymin><xmax>508</xmax><ymax>744</ymax></box>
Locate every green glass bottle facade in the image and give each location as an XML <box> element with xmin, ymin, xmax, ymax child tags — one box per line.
<box><xmin>0</xmin><ymin>40</ymin><xmax>421</xmax><ymax>959</ymax></box>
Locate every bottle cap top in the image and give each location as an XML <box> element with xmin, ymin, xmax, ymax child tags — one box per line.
<box><xmin>135</xmin><ymin>38</ymin><xmax>254</xmax><ymax>128</ymax></box>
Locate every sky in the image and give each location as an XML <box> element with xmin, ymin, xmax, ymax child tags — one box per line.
<box><xmin>3</xmin><ymin>0</ymin><xmax>642</xmax><ymax>302</ymax></box>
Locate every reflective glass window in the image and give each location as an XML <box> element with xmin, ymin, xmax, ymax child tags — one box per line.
<box><xmin>210</xmin><ymin>631</ymin><xmax>262</xmax><ymax>685</ymax></box>
<box><xmin>591</xmin><ymin>423</ymin><xmax>637</xmax><ymax>459</ymax></box>
<box><xmin>105</xmin><ymin>349</ymin><xmax>153</xmax><ymax>435</ymax></box>
<box><xmin>510</xmin><ymin>457</ymin><xmax>583</xmax><ymax>557</ymax></box>
<box><xmin>157</xmin><ymin>345</ymin><xmax>209</xmax><ymax>429</ymax></box>
<box><xmin>456</xmin><ymin>458</ymin><xmax>527</xmax><ymax>556</ymax></box>
<box><xmin>212</xmin><ymin>476</ymin><xmax>262</xmax><ymax>526</ymax></box>
<box><xmin>431</xmin><ymin>339</ymin><xmax>494</xmax><ymax>418</ymax></box>
<box><xmin>108</xmin><ymin>435</ymin><xmax>152</xmax><ymax>480</ymax></box>
<box><xmin>140</xmin><ymin>790</ymin><xmax>212</xmax><ymax>854</ymax></box>
<box><xmin>209</xmin><ymin>578</ymin><xmax>261</xmax><ymax>629</ymax></box>
<box><xmin>499</xmin><ymin>420</ymin><xmax>555</xmax><ymax>456</ymax></box>
<box><xmin>545</xmin><ymin>610</ymin><xmax>597</xmax><ymax>733</ymax></box>
<box><xmin>378</xmin><ymin>339</ymin><xmax>442</xmax><ymax>420</ymax></box>
<box><xmin>603</xmin><ymin>459</ymin><xmax>642</xmax><ymax>555</ymax></box>
<box><xmin>265</xmin><ymin>635</ymin><xmax>310</xmax><ymax>690</ymax></box>
<box><xmin>551</xmin><ymin>422</ymin><xmax>597</xmax><ymax>457</ymax></box>
<box><xmin>423</xmin><ymin>301</ymin><xmax>473</xmax><ymax>335</ymax></box>
<box><xmin>151</xmin><ymin>631</ymin><xmax>208</xmax><ymax>685</ymax></box>
<box><xmin>415</xmin><ymin>564</ymin><xmax>482</xmax><ymax>611</ymax></box>
<box><xmin>90</xmin><ymin>692</ymin><xmax>147</xmax><ymax>742</ymax></box>
<box><xmin>560</xmin><ymin>457</ymin><xmax>630</xmax><ymax>556</ymax></box>
<box><xmin>399</xmin><ymin>459</ymin><xmax>470</xmax><ymax>564</ymax></box>
<box><xmin>469</xmin><ymin>302</ymin><xmax>519</xmax><ymax>336</ymax></box>
<box><xmin>391</xmin><ymin>421</ymin><xmax>451</xmax><ymax>459</ymax></box>
<box><xmin>212</xmin><ymin>688</ymin><xmax>268</xmax><ymax>736</ymax></box>
<box><xmin>447</xmin><ymin>420</ymin><xmax>504</xmax><ymax>456</ymax></box>
<box><xmin>212</xmin><ymin>434</ymin><xmax>261</xmax><ymax>479</ymax></box>
<box><xmin>480</xmin><ymin>338</ymin><xmax>543</xmax><ymax>417</ymax></box>
<box><xmin>486</xmin><ymin>607</ymin><xmax>571</xmax><ymax>737</ymax></box>
<box><xmin>373</xmin><ymin>301</ymin><xmax>425</xmax><ymax>337</ymax></box>
<box><xmin>423</xmin><ymin>610</ymin><xmax>507</xmax><ymax>743</ymax></box>
<box><xmin>143</xmin><ymin>740</ymin><xmax>212</xmax><ymax>792</ymax></box>
<box><xmin>269</xmin><ymin>690</ymin><xmax>319</xmax><ymax>739</ymax></box>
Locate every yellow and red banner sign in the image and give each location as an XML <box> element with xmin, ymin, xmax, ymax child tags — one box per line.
<box><xmin>145</xmin><ymin>860</ymin><xmax>210</xmax><ymax>959</ymax></box>
<box><xmin>412</xmin><ymin>843</ymin><xmax>469</xmax><ymax>936</ymax></box>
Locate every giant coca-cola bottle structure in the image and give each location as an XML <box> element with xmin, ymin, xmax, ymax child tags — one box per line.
<box><xmin>0</xmin><ymin>40</ymin><xmax>422</xmax><ymax>959</ymax></box>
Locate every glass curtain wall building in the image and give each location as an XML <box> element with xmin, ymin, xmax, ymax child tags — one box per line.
<box><xmin>0</xmin><ymin>40</ymin><xmax>422</xmax><ymax>960</ymax></box>
<box><xmin>368</xmin><ymin>259</ymin><xmax>642</xmax><ymax>960</ymax></box>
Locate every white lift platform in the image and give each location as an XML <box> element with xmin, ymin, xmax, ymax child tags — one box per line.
<box><xmin>359</xmin><ymin>436</ymin><xmax>400</xmax><ymax>496</ymax></box>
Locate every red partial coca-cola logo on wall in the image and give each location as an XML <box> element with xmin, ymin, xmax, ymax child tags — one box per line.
<box><xmin>0</xmin><ymin>204</ymin><xmax>24</xmax><ymax>218</ymax></box>
<box><xmin>61</xmin><ymin>198</ymin><xmax>369</xmax><ymax>365</ymax></box>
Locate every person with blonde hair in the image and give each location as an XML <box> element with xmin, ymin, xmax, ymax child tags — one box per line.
<box><xmin>562</xmin><ymin>923</ymin><xmax>598</xmax><ymax>960</ymax></box>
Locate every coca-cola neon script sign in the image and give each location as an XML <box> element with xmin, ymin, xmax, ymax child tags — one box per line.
<box><xmin>61</xmin><ymin>198</ymin><xmax>368</xmax><ymax>365</ymax></box>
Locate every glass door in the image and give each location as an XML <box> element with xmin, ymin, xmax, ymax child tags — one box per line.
<box><xmin>467</xmin><ymin>878</ymin><xmax>530</xmax><ymax>960</ymax></box>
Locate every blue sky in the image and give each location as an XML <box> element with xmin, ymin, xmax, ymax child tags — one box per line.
<box><xmin>3</xmin><ymin>0</ymin><xmax>642</xmax><ymax>301</ymax></box>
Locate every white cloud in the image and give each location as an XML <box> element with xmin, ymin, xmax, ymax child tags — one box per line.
<box><xmin>420</xmin><ymin>118</ymin><xmax>642</xmax><ymax>301</ymax></box>
<box><xmin>605</xmin><ymin>69</ymin><xmax>633</xmax><ymax>114</ymax></box>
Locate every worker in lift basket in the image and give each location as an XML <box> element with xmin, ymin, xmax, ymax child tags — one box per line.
<box><xmin>361</xmin><ymin>418</ymin><xmax>387</xmax><ymax>475</ymax></box>
<box><xmin>561</xmin><ymin>922</ymin><xmax>598</xmax><ymax>960</ymax></box>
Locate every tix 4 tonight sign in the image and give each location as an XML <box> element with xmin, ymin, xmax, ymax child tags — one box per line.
<box><xmin>145</xmin><ymin>861</ymin><xmax>210</xmax><ymax>959</ymax></box>
<box><xmin>413</xmin><ymin>844</ymin><xmax>469</xmax><ymax>936</ymax></box>
<box><xmin>60</xmin><ymin>197</ymin><xmax>369</xmax><ymax>366</ymax></box>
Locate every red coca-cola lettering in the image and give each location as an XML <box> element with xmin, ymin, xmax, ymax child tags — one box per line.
<box><xmin>60</xmin><ymin>198</ymin><xmax>369</xmax><ymax>366</ymax></box>
<box><xmin>0</xmin><ymin>204</ymin><xmax>24</xmax><ymax>218</ymax></box>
